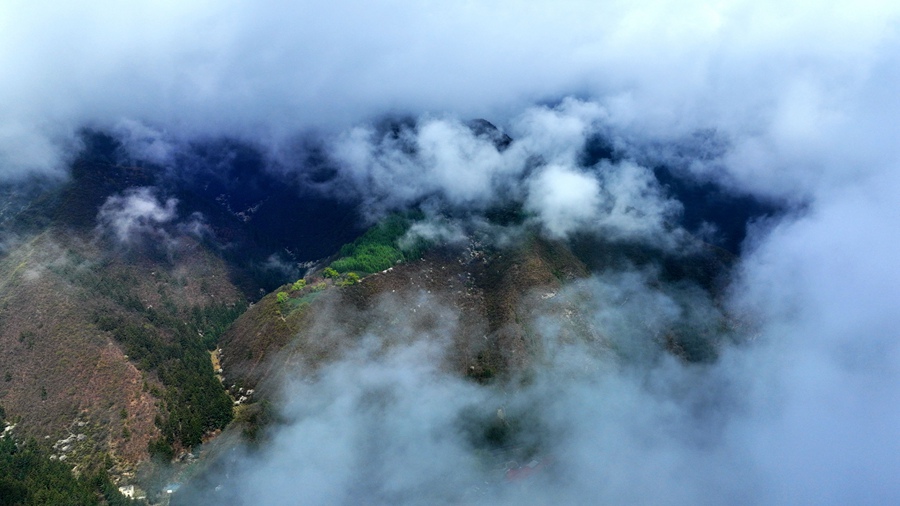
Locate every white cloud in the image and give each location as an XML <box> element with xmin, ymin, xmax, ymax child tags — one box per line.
<box><xmin>526</xmin><ymin>164</ymin><xmax>601</xmax><ymax>238</ymax></box>
<box><xmin>113</xmin><ymin>119</ymin><xmax>176</xmax><ymax>166</ymax></box>
<box><xmin>1</xmin><ymin>0</ymin><xmax>897</xmax><ymax>185</ymax></box>
<box><xmin>330</xmin><ymin>117</ymin><xmax>524</xmax><ymax>216</ymax></box>
<box><xmin>592</xmin><ymin>160</ymin><xmax>684</xmax><ymax>244</ymax></box>
<box><xmin>328</xmin><ymin>103</ymin><xmax>685</xmax><ymax>246</ymax></box>
<box><xmin>96</xmin><ymin>187</ymin><xmax>178</xmax><ymax>245</ymax></box>
<box><xmin>510</xmin><ymin>98</ymin><xmax>608</xmax><ymax>166</ymax></box>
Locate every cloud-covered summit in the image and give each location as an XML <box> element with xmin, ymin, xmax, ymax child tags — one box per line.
<box><xmin>324</xmin><ymin>102</ymin><xmax>686</xmax><ymax>247</ymax></box>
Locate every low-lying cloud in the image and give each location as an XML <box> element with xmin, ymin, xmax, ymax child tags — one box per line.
<box><xmin>96</xmin><ymin>187</ymin><xmax>178</xmax><ymax>245</ymax></box>
<box><xmin>96</xmin><ymin>187</ymin><xmax>209</xmax><ymax>255</ymax></box>
<box><xmin>180</xmin><ymin>201</ymin><xmax>900</xmax><ymax>503</ymax></box>
<box><xmin>171</xmin><ymin>270</ymin><xmax>740</xmax><ymax>505</ymax></box>
<box><xmin>526</xmin><ymin>160</ymin><xmax>683</xmax><ymax>243</ymax></box>
<box><xmin>2</xmin><ymin>0</ymin><xmax>900</xmax><ymax>503</ymax></box>
<box><xmin>326</xmin><ymin>103</ymin><xmax>688</xmax><ymax>249</ymax></box>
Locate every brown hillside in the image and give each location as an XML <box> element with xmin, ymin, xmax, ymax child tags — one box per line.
<box><xmin>220</xmin><ymin>235</ymin><xmax>590</xmax><ymax>394</ymax></box>
<box><xmin>0</xmin><ymin>230</ymin><xmax>244</xmax><ymax>474</ymax></box>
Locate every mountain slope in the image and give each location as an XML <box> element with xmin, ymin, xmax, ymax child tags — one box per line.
<box><xmin>0</xmin><ymin>228</ymin><xmax>245</xmax><ymax>472</ymax></box>
<box><xmin>221</xmin><ymin>233</ymin><xmax>590</xmax><ymax>392</ymax></box>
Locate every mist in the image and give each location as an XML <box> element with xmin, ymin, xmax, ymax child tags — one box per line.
<box><xmin>3</xmin><ymin>0</ymin><xmax>900</xmax><ymax>504</ymax></box>
<box><xmin>3</xmin><ymin>0</ymin><xmax>899</xmax><ymax>184</ymax></box>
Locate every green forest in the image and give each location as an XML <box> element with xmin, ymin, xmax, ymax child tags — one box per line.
<box><xmin>52</xmin><ymin>259</ymin><xmax>248</xmax><ymax>456</ymax></box>
<box><xmin>0</xmin><ymin>435</ymin><xmax>132</xmax><ymax>506</ymax></box>
<box><xmin>95</xmin><ymin>302</ymin><xmax>245</xmax><ymax>456</ymax></box>
<box><xmin>329</xmin><ymin>213</ymin><xmax>428</xmax><ymax>274</ymax></box>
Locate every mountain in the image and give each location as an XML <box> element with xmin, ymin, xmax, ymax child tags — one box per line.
<box><xmin>169</xmin><ymin>211</ymin><xmax>741</xmax><ymax>504</ymax></box>
<box><xmin>220</xmin><ymin>232</ymin><xmax>589</xmax><ymax>391</ymax></box>
<box><xmin>0</xmin><ymin>133</ymin><xmax>366</xmax><ymax>492</ymax></box>
<box><xmin>0</xmin><ymin>123</ymin><xmax>767</xmax><ymax>503</ymax></box>
<box><xmin>0</xmin><ymin>220</ymin><xmax>242</xmax><ymax>467</ymax></box>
